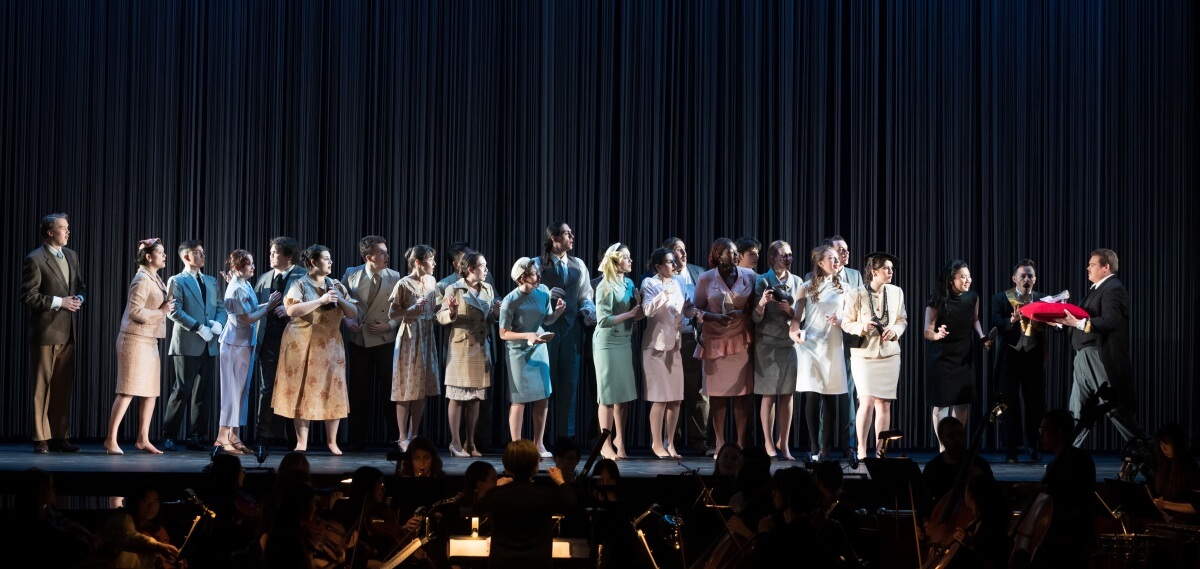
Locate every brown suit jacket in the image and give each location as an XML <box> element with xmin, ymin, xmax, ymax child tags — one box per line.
<box><xmin>21</xmin><ymin>244</ymin><xmax>87</xmax><ymax>345</ymax></box>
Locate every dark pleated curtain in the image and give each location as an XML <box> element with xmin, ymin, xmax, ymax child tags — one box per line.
<box><xmin>0</xmin><ymin>0</ymin><xmax>1194</xmax><ymax>452</ymax></box>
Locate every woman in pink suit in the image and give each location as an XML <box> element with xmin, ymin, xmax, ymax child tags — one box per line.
<box><xmin>692</xmin><ymin>238</ymin><xmax>756</xmax><ymax>454</ymax></box>
<box><xmin>641</xmin><ymin>247</ymin><xmax>693</xmax><ymax>459</ymax></box>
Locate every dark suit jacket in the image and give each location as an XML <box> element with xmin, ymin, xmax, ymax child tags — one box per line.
<box><xmin>253</xmin><ymin>265</ymin><xmax>307</xmax><ymax>347</ymax></box>
<box><xmin>1070</xmin><ymin>276</ymin><xmax>1131</xmax><ymax>389</ymax></box>
<box><xmin>478</xmin><ymin>479</ymin><xmax>578</xmax><ymax>569</ymax></box>
<box><xmin>21</xmin><ymin>245</ymin><xmax>87</xmax><ymax>345</ymax></box>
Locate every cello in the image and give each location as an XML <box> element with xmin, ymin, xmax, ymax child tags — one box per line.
<box><xmin>921</xmin><ymin>401</ymin><xmax>1006</xmax><ymax>569</ymax></box>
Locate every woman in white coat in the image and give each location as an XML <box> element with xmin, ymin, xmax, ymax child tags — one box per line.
<box><xmin>641</xmin><ymin>247</ymin><xmax>693</xmax><ymax>459</ymax></box>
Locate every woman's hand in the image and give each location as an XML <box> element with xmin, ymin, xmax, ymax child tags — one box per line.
<box><xmin>321</xmin><ymin>290</ymin><xmax>339</xmax><ymax>305</ymax></box>
<box><xmin>757</xmin><ymin>290</ymin><xmax>774</xmax><ymax>308</ymax></box>
<box><xmin>930</xmin><ymin>324</ymin><xmax>949</xmax><ymax>340</ymax></box>
<box><xmin>547</xmin><ymin>466</ymin><xmax>565</xmax><ymax>485</ymax></box>
<box><xmin>881</xmin><ymin>327</ymin><xmax>898</xmax><ymax>341</ymax></box>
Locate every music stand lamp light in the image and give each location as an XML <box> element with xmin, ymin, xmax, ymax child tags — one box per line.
<box><xmin>878</xmin><ymin>430</ymin><xmax>903</xmax><ymax>458</ymax></box>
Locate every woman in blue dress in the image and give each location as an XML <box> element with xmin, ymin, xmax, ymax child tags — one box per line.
<box><xmin>499</xmin><ymin>257</ymin><xmax>565</xmax><ymax>457</ymax></box>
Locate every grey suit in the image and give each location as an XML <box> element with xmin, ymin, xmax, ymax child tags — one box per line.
<box><xmin>251</xmin><ymin>265</ymin><xmax>307</xmax><ymax>441</ymax></box>
<box><xmin>342</xmin><ymin>264</ymin><xmax>401</xmax><ymax>447</ymax></box>
<box><xmin>163</xmin><ymin>270</ymin><xmax>228</xmax><ymax>440</ymax></box>
<box><xmin>21</xmin><ymin>244</ymin><xmax>87</xmax><ymax>442</ymax></box>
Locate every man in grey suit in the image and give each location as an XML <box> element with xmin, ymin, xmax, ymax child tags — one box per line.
<box><xmin>163</xmin><ymin>240</ymin><xmax>227</xmax><ymax>451</ymax></box>
<box><xmin>533</xmin><ymin>222</ymin><xmax>596</xmax><ymax>440</ymax></box>
<box><xmin>21</xmin><ymin>213</ymin><xmax>87</xmax><ymax>454</ymax></box>
<box><xmin>341</xmin><ymin>236</ymin><xmax>402</xmax><ymax>451</ymax></box>
<box><xmin>806</xmin><ymin>235</ymin><xmax>864</xmax><ymax>457</ymax></box>
<box><xmin>252</xmin><ymin>236</ymin><xmax>305</xmax><ymax>452</ymax></box>
<box><xmin>664</xmin><ymin>237</ymin><xmax>712</xmax><ymax>454</ymax></box>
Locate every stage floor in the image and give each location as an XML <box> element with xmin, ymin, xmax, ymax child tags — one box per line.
<box><xmin>0</xmin><ymin>442</ymin><xmax>1126</xmax><ymax>482</ymax></box>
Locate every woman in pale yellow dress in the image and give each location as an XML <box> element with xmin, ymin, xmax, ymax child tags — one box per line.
<box><xmin>273</xmin><ymin>245</ymin><xmax>357</xmax><ymax>455</ymax></box>
<box><xmin>104</xmin><ymin>239</ymin><xmax>175</xmax><ymax>455</ymax></box>
<box><xmin>388</xmin><ymin>245</ymin><xmax>442</xmax><ymax>452</ymax></box>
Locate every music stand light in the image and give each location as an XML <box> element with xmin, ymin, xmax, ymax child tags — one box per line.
<box><xmin>878</xmin><ymin>430</ymin><xmax>903</xmax><ymax>458</ymax></box>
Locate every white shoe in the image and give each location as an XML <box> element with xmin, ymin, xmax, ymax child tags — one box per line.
<box><xmin>449</xmin><ymin>444</ymin><xmax>470</xmax><ymax>458</ymax></box>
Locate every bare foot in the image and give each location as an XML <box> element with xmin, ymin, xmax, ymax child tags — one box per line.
<box><xmin>327</xmin><ymin>444</ymin><xmax>343</xmax><ymax>456</ymax></box>
<box><xmin>135</xmin><ymin>441</ymin><xmax>163</xmax><ymax>455</ymax></box>
<box><xmin>665</xmin><ymin>446</ymin><xmax>683</xmax><ymax>460</ymax></box>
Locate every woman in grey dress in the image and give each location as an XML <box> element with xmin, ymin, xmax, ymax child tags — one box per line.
<box><xmin>104</xmin><ymin>239</ymin><xmax>175</xmax><ymax>455</ymax></box>
<box><xmin>750</xmin><ymin>241</ymin><xmax>801</xmax><ymax>461</ymax></box>
<box><xmin>499</xmin><ymin>257</ymin><xmax>565</xmax><ymax>457</ymax></box>
<box><xmin>216</xmin><ymin>249</ymin><xmax>277</xmax><ymax>454</ymax></box>
<box><xmin>593</xmin><ymin>243</ymin><xmax>644</xmax><ymax>459</ymax></box>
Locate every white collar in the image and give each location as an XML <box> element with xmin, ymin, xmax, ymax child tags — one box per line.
<box><xmin>183</xmin><ymin>267</ymin><xmax>202</xmax><ymax>277</ymax></box>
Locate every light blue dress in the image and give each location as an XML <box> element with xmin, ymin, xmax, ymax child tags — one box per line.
<box><xmin>593</xmin><ymin>277</ymin><xmax>638</xmax><ymax>405</ymax></box>
<box><xmin>500</xmin><ymin>285</ymin><xmax>554</xmax><ymax>404</ymax></box>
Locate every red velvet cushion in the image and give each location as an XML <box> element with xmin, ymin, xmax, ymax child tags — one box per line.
<box><xmin>1019</xmin><ymin>302</ymin><xmax>1089</xmax><ymax>323</ymax></box>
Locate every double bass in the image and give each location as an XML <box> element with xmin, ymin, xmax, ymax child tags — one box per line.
<box><xmin>921</xmin><ymin>401</ymin><xmax>1006</xmax><ymax>569</ymax></box>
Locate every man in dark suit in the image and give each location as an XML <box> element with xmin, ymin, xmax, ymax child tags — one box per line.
<box><xmin>163</xmin><ymin>240</ymin><xmax>228</xmax><ymax>451</ymax></box>
<box><xmin>991</xmin><ymin>259</ymin><xmax>1047</xmax><ymax>463</ymax></box>
<box><xmin>252</xmin><ymin>236</ymin><xmax>305</xmax><ymax>452</ymax></box>
<box><xmin>662</xmin><ymin>237</ymin><xmax>711</xmax><ymax>454</ymax></box>
<box><xmin>20</xmin><ymin>213</ymin><xmax>87</xmax><ymax>453</ymax></box>
<box><xmin>1056</xmin><ymin>249</ymin><xmax>1148</xmax><ymax>448</ymax></box>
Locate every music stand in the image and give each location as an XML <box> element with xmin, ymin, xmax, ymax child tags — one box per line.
<box><xmin>1102</xmin><ymin>479</ymin><xmax>1168</xmax><ymax>522</ymax></box>
<box><xmin>380</xmin><ymin>536</ymin><xmax>431</xmax><ymax>569</ymax></box>
<box><xmin>864</xmin><ymin>457</ymin><xmax>929</xmax><ymax>566</ymax></box>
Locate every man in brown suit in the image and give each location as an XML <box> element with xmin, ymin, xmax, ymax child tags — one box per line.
<box><xmin>20</xmin><ymin>213</ymin><xmax>87</xmax><ymax>453</ymax></box>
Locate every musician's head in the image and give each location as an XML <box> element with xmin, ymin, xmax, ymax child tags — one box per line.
<box><xmin>1087</xmin><ymin>248</ymin><xmax>1118</xmax><ymax>284</ymax></box>
<box><xmin>714</xmin><ymin>443</ymin><xmax>744</xmax><ymax>477</ymax></box>
<box><xmin>403</xmin><ymin>437</ymin><xmax>443</xmax><ymax>478</ymax></box>
<box><xmin>594</xmin><ymin>459</ymin><xmax>621</xmax><ymax>486</ymax></box>
<box><xmin>936</xmin><ymin>416</ymin><xmax>966</xmax><ymax>456</ymax></box>
<box><xmin>348</xmin><ymin>466</ymin><xmax>386</xmax><ymax>506</ymax></box>
<box><xmin>1039</xmin><ymin>409</ymin><xmax>1077</xmax><ymax>452</ymax></box>
<box><xmin>208</xmin><ymin>453</ymin><xmax>245</xmax><ymax>493</ymax></box>
<box><xmin>502</xmin><ymin>439</ymin><xmax>541</xmax><ymax>481</ymax></box>
<box><xmin>123</xmin><ymin>485</ymin><xmax>161</xmax><ymax>524</ymax></box>
<box><xmin>771</xmin><ymin>466</ymin><xmax>820</xmax><ymax>515</ymax></box>
<box><xmin>463</xmin><ymin>461</ymin><xmax>498</xmax><ymax>504</ymax></box>
<box><xmin>552</xmin><ymin>437</ymin><xmax>581</xmax><ymax>478</ymax></box>
<box><xmin>1011</xmin><ymin>259</ymin><xmax>1037</xmax><ymax>291</ymax></box>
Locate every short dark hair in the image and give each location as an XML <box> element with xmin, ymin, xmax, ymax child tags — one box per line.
<box><xmin>772</xmin><ymin>466</ymin><xmax>820</xmax><ymax>513</ymax></box>
<box><xmin>735</xmin><ymin>237</ymin><xmax>761</xmax><ymax>254</ymax></box>
<box><xmin>270</xmin><ymin>236</ymin><xmax>301</xmax><ymax>263</ymax></box>
<box><xmin>446</xmin><ymin>241</ymin><xmax>473</xmax><ymax>266</ymax></box>
<box><xmin>39</xmin><ymin>213</ymin><xmax>67</xmax><ymax>240</ymax></box>
<box><xmin>178</xmin><ymin>240</ymin><xmax>204</xmax><ymax>256</ymax></box>
<box><xmin>358</xmin><ymin>236</ymin><xmax>387</xmax><ymax>260</ymax></box>
<box><xmin>936</xmin><ymin>416</ymin><xmax>964</xmax><ymax>439</ymax></box>
<box><xmin>300</xmin><ymin>244</ymin><xmax>330</xmax><ymax>271</ymax></box>
<box><xmin>1043</xmin><ymin>409</ymin><xmax>1076</xmax><ymax>435</ymax></box>
<box><xmin>553</xmin><ymin>436</ymin><xmax>580</xmax><ymax>459</ymax></box>
<box><xmin>1090</xmin><ymin>248</ymin><xmax>1119</xmax><ymax>273</ymax></box>
<box><xmin>661</xmin><ymin>237</ymin><xmax>684</xmax><ymax>250</ymax></box>
<box><xmin>648</xmin><ymin>247</ymin><xmax>672</xmax><ymax>272</ymax></box>
<box><xmin>1012</xmin><ymin>259</ymin><xmax>1037</xmax><ymax>274</ymax></box>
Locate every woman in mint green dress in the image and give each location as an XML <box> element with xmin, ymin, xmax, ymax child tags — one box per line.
<box><xmin>592</xmin><ymin>243</ymin><xmax>645</xmax><ymax>459</ymax></box>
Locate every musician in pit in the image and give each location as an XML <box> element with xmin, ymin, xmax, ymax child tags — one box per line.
<box><xmin>990</xmin><ymin>259</ymin><xmax>1048</xmax><ymax>463</ymax></box>
<box><xmin>1028</xmin><ymin>409</ymin><xmax>1096</xmax><ymax>569</ymax></box>
<box><xmin>1151</xmin><ymin>422</ymin><xmax>1200</xmax><ymax>523</ymax></box>
<box><xmin>921</xmin><ymin>417</ymin><xmax>995</xmax><ymax>505</ymax></box>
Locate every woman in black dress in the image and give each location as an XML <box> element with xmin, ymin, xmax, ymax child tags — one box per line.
<box><xmin>924</xmin><ymin>260</ymin><xmax>990</xmax><ymax>450</ymax></box>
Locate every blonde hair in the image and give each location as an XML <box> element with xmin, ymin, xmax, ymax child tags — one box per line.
<box><xmin>808</xmin><ymin>245</ymin><xmax>844</xmax><ymax>304</ymax></box>
<box><xmin>599</xmin><ymin>243</ymin><xmax>628</xmax><ymax>285</ymax></box>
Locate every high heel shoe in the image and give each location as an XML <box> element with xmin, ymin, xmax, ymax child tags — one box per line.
<box><xmin>396</xmin><ymin>438</ymin><xmax>411</xmax><ymax>453</ymax></box>
<box><xmin>652</xmin><ymin>447</ymin><xmax>672</xmax><ymax>459</ymax></box>
<box><xmin>231</xmin><ymin>441</ymin><xmax>252</xmax><ymax>455</ymax></box>
<box><xmin>104</xmin><ymin>442</ymin><xmax>124</xmax><ymax>455</ymax></box>
<box><xmin>465</xmin><ymin>445</ymin><xmax>482</xmax><ymax>457</ymax></box>
<box><xmin>449</xmin><ymin>444</ymin><xmax>470</xmax><ymax>458</ymax></box>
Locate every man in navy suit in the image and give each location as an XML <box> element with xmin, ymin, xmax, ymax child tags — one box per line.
<box><xmin>1056</xmin><ymin>249</ymin><xmax>1148</xmax><ymax>448</ymax></box>
<box><xmin>20</xmin><ymin>213</ymin><xmax>87</xmax><ymax>453</ymax></box>
<box><xmin>163</xmin><ymin>240</ymin><xmax>228</xmax><ymax>450</ymax></box>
